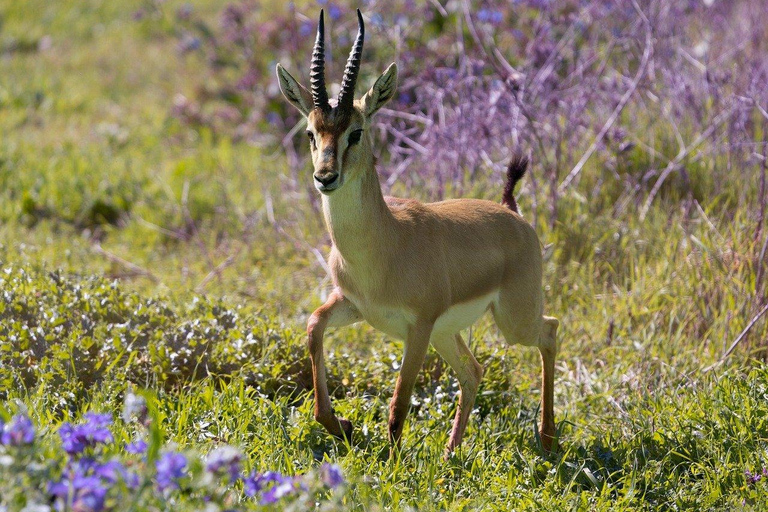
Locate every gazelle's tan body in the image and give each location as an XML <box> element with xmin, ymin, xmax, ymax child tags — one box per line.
<box><xmin>328</xmin><ymin>191</ymin><xmax>545</xmax><ymax>345</ymax></box>
<box><xmin>277</xmin><ymin>9</ymin><xmax>559</xmax><ymax>458</ymax></box>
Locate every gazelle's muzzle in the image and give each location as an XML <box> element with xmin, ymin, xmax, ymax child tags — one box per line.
<box><xmin>314</xmin><ymin>170</ymin><xmax>340</xmax><ymax>192</ymax></box>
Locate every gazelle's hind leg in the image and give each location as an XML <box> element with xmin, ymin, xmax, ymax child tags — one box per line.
<box><xmin>491</xmin><ymin>292</ymin><xmax>559</xmax><ymax>452</ymax></box>
<box><xmin>430</xmin><ymin>333</ymin><xmax>484</xmax><ymax>460</ymax></box>
<box><xmin>538</xmin><ymin>317</ymin><xmax>559</xmax><ymax>451</ymax></box>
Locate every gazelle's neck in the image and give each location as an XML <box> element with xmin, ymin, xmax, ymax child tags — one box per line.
<box><xmin>322</xmin><ymin>164</ymin><xmax>392</xmax><ymax>263</ymax></box>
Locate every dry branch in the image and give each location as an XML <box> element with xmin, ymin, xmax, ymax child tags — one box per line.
<box><xmin>558</xmin><ymin>0</ymin><xmax>653</xmax><ymax>193</ymax></box>
<box><xmin>704</xmin><ymin>302</ymin><xmax>768</xmax><ymax>372</ymax></box>
<box><xmin>92</xmin><ymin>244</ymin><xmax>159</xmax><ymax>282</ymax></box>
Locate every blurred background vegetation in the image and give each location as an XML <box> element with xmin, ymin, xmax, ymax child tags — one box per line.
<box><xmin>1</xmin><ymin>0</ymin><xmax>768</xmax><ymax>509</ymax></box>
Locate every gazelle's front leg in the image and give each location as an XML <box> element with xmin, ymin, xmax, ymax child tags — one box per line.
<box><xmin>388</xmin><ymin>320</ymin><xmax>433</xmax><ymax>457</ymax></box>
<box><xmin>307</xmin><ymin>290</ymin><xmax>361</xmax><ymax>441</ymax></box>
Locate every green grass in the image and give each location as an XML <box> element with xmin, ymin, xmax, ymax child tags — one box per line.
<box><xmin>1</xmin><ymin>0</ymin><xmax>767</xmax><ymax>510</ymax></box>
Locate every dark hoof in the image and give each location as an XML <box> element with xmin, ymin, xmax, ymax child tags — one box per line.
<box><xmin>331</xmin><ymin>417</ymin><xmax>353</xmax><ymax>444</ymax></box>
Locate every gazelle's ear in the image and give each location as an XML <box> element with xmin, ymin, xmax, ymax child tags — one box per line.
<box><xmin>360</xmin><ymin>63</ymin><xmax>398</xmax><ymax>118</ymax></box>
<box><xmin>276</xmin><ymin>64</ymin><xmax>313</xmax><ymax>116</ymax></box>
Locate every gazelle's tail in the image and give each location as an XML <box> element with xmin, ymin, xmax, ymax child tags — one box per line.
<box><xmin>501</xmin><ymin>154</ymin><xmax>528</xmax><ymax>214</ymax></box>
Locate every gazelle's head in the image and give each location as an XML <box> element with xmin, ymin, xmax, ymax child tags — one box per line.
<box><xmin>276</xmin><ymin>10</ymin><xmax>398</xmax><ymax>194</ymax></box>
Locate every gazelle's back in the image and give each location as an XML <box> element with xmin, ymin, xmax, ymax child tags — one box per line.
<box><xmin>381</xmin><ymin>196</ymin><xmax>543</xmax><ymax>311</ymax></box>
<box><xmin>387</xmin><ymin>196</ymin><xmax>541</xmax><ymax>263</ymax></box>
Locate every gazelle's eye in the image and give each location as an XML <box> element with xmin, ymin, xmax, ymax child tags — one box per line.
<box><xmin>307</xmin><ymin>131</ymin><xmax>316</xmax><ymax>149</ymax></box>
<box><xmin>348</xmin><ymin>129</ymin><xmax>363</xmax><ymax>146</ymax></box>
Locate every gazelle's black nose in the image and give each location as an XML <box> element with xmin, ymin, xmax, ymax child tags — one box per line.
<box><xmin>314</xmin><ymin>172</ymin><xmax>339</xmax><ymax>187</ymax></box>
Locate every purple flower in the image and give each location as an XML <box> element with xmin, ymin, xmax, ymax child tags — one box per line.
<box><xmin>1</xmin><ymin>414</ymin><xmax>35</xmax><ymax>446</ymax></box>
<box><xmin>260</xmin><ymin>478</ymin><xmax>299</xmax><ymax>505</ymax></box>
<box><xmin>476</xmin><ymin>9</ymin><xmax>503</xmax><ymax>25</ymax></box>
<box><xmin>50</xmin><ymin>474</ymin><xmax>108</xmax><ymax>512</ymax></box>
<box><xmin>177</xmin><ymin>34</ymin><xmax>202</xmax><ymax>54</ymax></box>
<box><xmin>242</xmin><ymin>471</ymin><xmax>281</xmax><ymax>497</ymax></box>
<box><xmin>205</xmin><ymin>445</ymin><xmax>242</xmax><ymax>483</ymax></box>
<box><xmin>125</xmin><ymin>438</ymin><xmax>147</xmax><ymax>455</ymax></box>
<box><xmin>266</xmin><ymin>112</ymin><xmax>280</xmax><ymax>127</ymax></box>
<box><xmin>746</xmin><ymin>469</ymin><xmax>765</xmax><ymax>485</ymax></box>
<box><xmin>328</xmin><ymin>5</ymin><xmax>343</xmax><ymax>21</ymax></box>
<box><xmin>93</xmin><ymin>460</ymin><xmax>125</xmax><ymax>484</ymax></box>
<box><xmin>321</xmin><ymin>463</ymin><xmax>344</xmax><ymax>489</ymax></box>
<box><xmin>155</xmin><ymin>452</ymin><xmax>188</xmax><ymax>492</ymax></box>
<box><xmin>59</xmin><ymin>413</ymin><xmax>114</xmax><ymax>455</ymax></box>
<box><xmin>299</xmin><ymin>20</ymin><xmax>314</xmax><ymax>37</ymax></box>
<box><xmin>50</xmin><ymin>457</ymin><xmax>140</xmax><ymax>509</ymax></box>
<box><xmin>89</xmin><ymin>458</ymin><xmax>142</xmax><ymax>490</ymax></box>
<box><xmin>242</xmin><ymin>471</ymin><xmax>300</xmax><ymax>504</ymax></box>
<box><xmin>525</xmin><ymin>0</ymin><xmax>552</xmax><ymax>9</ymax></box>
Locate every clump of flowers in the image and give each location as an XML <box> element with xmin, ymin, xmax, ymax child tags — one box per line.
<box><xmin>205</xmin><ymin>445</ymin><xmax>242</xmax><ymax>483</ymax></box>
<box><xmin>155</xmin><ymin>451</ymin><xmax>189</xmax><ymax>492</ymax></box>
<box><xmin>59</xmin><ymin>412</ymin><xmax>114</xmax><ymax>455</ymax></box>
<box><xmin>49</xmin><ymin>458</ymin><xmax>139</xmax><ymax>511</ymax></box>
<box><xmin>243</xmin><ymin>470</ymin><xmax>303</xmax><ymax>505</ymax></box>
<box><xmin>242</xmin><ymin>463</ymin><xmax>345</xmax><ymax>505</ymax></box>
<box><xmin>745</xmin><ymin>468</ymin><xmax>768</xmax><ymax>486</ymax></box>
<box><xmin>0</xmin><ymin>399</ymin><xmax>348</xmax><ymax>511</ymax></box>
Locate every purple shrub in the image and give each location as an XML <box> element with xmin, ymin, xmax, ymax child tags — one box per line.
<box><xmin>168</xmin><ymin>0</ymin><xmax>767</xmax><ymax>220</ymax></box>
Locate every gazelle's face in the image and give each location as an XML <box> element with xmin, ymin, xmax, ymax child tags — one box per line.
<box><xmin>275</xmin><ymin>9</ymin><xmax>397</xmax><ymax>195</ymax></box>
<box><xmin>306</xmin><ymin>107</ymin><xmax>367</xmax><ymax>194</ymax></box>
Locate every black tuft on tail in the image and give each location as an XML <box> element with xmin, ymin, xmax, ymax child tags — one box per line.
<box><xmin>501</xmin><ymin>154</ymin><xmax>528</xmax><ymax>214</ymax></box>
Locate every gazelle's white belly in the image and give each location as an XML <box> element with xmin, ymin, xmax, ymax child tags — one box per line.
<box><xmin>347</xmin><ymin>295</ymin><xmax>415</xmax><ymax>340</ymax></box>
<box><xmin>431</xmin><ymin>291</ymin><xmax>498</xmax><ymax>341</ymax></box>
<box><xmin>347</xmin><ymin>290</ymin><xmax>498</xmax><ymax>342</ymax></box>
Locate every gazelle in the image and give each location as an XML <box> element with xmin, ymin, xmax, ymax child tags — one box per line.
<box><xmin>276</xmin><ymin>9</ymin><xmax>559</xmax><ymax>458</ymax></box>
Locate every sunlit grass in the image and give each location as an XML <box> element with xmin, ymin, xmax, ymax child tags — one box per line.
<box><xmin>1</xmin><ymin>0</ymin><xmax>767</xmax><ymax>510</ymax></box>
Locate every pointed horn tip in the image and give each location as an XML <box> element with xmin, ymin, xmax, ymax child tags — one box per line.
<box><xmin>317</xmin><ymin>9</ymin><xmax>324</xmax><ymax>34</ymax></box>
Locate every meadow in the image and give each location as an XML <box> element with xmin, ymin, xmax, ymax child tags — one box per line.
<box><xmin>1</xmin><ymin>0</ymin><xmax>768</xmax><ymax>510</ymax></box>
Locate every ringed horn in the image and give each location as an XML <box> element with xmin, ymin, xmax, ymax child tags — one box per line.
<box><xmin>309</xmin><ymin>9</ymin><xmax>365</xmax><ymax>117</ymax></box>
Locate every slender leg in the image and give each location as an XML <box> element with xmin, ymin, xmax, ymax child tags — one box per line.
<box><xmin>538</xmin><ymin>316</ymin><xmax>559</xmax><ymax>452</ymax></box>
<box><xmin>431</xmin><ymin>333</ymin><xmax>484</xmax><ymax>460</ymax></box>
<box><xmin>307</xmin><ymin>290</ymin><xmax>361</xmax><ymax>441</ymax></box>
<box><xmin>388</xmin><ymin>320</ymin><xmax>433</xmax><ymax>457</ymax></box>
